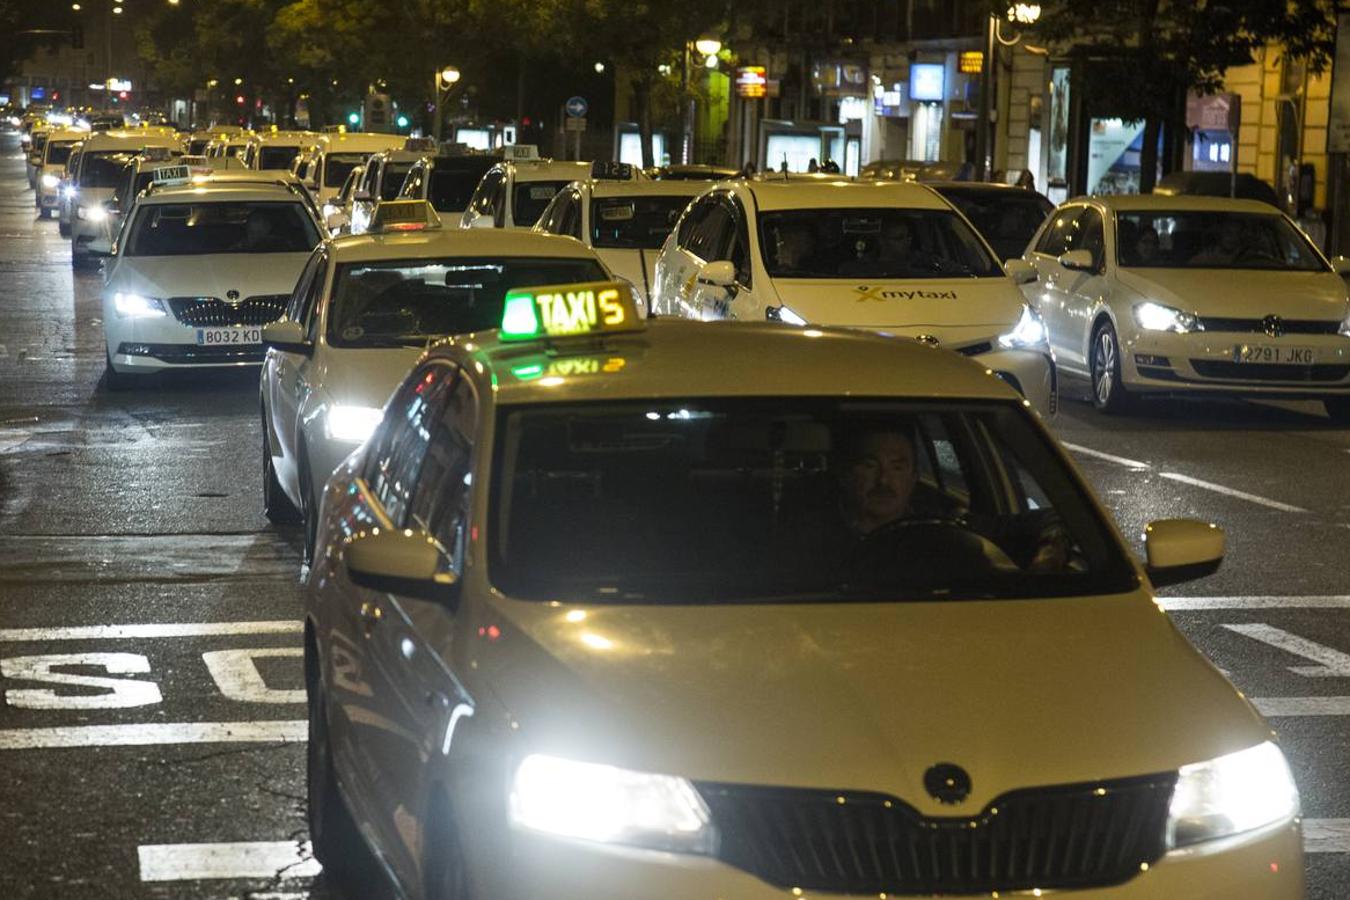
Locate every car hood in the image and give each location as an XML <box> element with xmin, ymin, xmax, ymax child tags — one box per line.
<box><xmin>480</xmin><ymin>590</ymin><xmax>1266</xmax><ymax>816</ymax></box>
<box><xmin>109</xmin><ymin>253</ymin><xmax>311</xmax><ymax>299</ymax></box>
<box><xmin>1116</xmin><ymin>267</ymin><xmax>1349</xmax><ymax>321</ymax></box>
<box><xmin>770</xmin><ymin>277</ymin><xmax>1024</xmax><ymax>344</ymax></box>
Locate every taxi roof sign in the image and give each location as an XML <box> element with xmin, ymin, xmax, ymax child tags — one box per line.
<box><xmin>370</xmin><ymin>199</ymin><xmax>442</xmax><ymax>233</ymax></box>
<box><xmin>151</xmin><ymin>164</ymin><xmax>191</xmax><ymax>186</ymax></box>
<box><xmin>590</xmin><ymin>160</ymin><xmax>634</xmax><ymax>181</ymax></box>
<box><xmin>500</xmin><ymin>280</ymin><xmax>643</xmax><ymax>342</ymax></box>
<box><xmin>403</xmin><ymin>136</ymin><xmax>437</xmax><ymax>153</ymax></box>
<box><xmin>502</xmin><ymin>144</ymin><xmax>540</xmax><ymax>161</ymax></box>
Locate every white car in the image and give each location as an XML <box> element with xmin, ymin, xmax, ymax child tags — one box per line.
<box><xmin>320</xmin><ymin>164</ymin><xmax>364</xmax><ymax>234</ymax></box>
<box><xmin>650</xmin><ymin>178</ymin><xmax>1056</xmax><ymax>416</ymax></box>
<box><xmin>99</xmin><ymin>178</ymin><xmax>323</xmax><ymax>388</ymax></box>
<box><xmin>460</xmin><ymin>148</ymin><xmax>590</xmax><ymax>230</ymax></box>
<box><xmin>396</xmin><ymin>152</ymin><xmax>498</xmax><ymax>220</ymax></box>
<box><xmin>346</xmin><ymin>141</ymin><xmax>436</xmax><ymax>235</ymax></box>
<box><xmin>303</xmin><ymin>284</ymin><xmax>1301</xmax><ymax>900</ymax></box>
<box><xmin>70</xmin><ymin>130</ymin><xmax>184</xmax><ymax>268</ymax></box>
<box><xmin>259</xmin><ymin>200</ymin><xmax>611</xmax><ymax>561</ymax></box>
<box><xmin>35</xmin><ymin>128</ymin><xmax>87</xmax><ymax>218</ymax></box>
<box><xmin>1023</xmin><ymin>194</ymin><xmax>1350</xmax><ymax>418</ymax></box>
<box><xmin>241</xmin><ymin>130</ymin><xmax>315</xmax><ymax>171</ymax></box>
<box><xmin>305</xmin><ymin>132</ymin><xmax>406</xmax><ymax>208</ymax></box>
<box><xmin>534</xmin><ymin>167</ymin><xmax>700</xmax><ymax>312</ymax></box>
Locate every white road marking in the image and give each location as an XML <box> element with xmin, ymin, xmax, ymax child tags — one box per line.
<box><xmin>1252</xmin><ymin>696</ymin><xmax>1350</xmax><ymax>717</ymax></box>
<box><xmin>1061</xmin><ymin>441</ymin><xmax>1149</xmax><ymax>469</ymax></box>
<box><xmin>1223</xmin><ymin>624</ymin><xmax>1350</xmax><ymax>677</ymax></box>
<box><xmin>0</xmin><ymin>720</ymin><xmax>305</xmax><ymax>750</ymax></box>
<box><xmin>1160</xmin><ymin>595</ymin><xmax>1350</xmax><ymax>610</ymax></box>
<box><xmin>1</xmin><ymin>652</ymin><xmax>162</xmax><ymax>709</ymax></box>
<box><xmin>202</xmin><ymin>648</ymin><xmax>305</xmax><ymax>704</ymax></box>
<box><xmin>1306</xmin><ymin>819</ymin><xmax>1350</xmax><ymax>853</ymax></box>
<box><xmin>0</xmin><ymin>621</ymin><xmax>302</xmax><ymax>642</ymax></box>
<box><xmin>138</xmin><ymin>840</ymin><xmax>320</xmax><ymax>882</ymax></box>
<box><xmin>1158</xmin><ymin>472</ymin><xmax>1307</xmax><ymax>513</ymax></box>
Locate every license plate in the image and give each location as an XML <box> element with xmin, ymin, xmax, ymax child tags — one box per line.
<box><xmin>1233</xmin><ymin>344</ymin><xmax>1314</xmax><ymax>365</ymax></box>
<box><xmin>196</xmin><ymin>327</ymin><xmax>261</xmax><ymax>346</ymax></box>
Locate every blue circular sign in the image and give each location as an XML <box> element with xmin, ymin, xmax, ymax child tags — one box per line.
<box><xmin>565</xmin><ymin>96</ymin><xmax>588</xmax><ymax>118</ymax></box>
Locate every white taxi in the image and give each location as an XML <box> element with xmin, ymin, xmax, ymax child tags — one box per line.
<box><xmin>69</xmin><ymin>130</ymin><xmax>184</xmax><ymax>268</ymax></box>
<box><xmin>1023</xmin><ymin>194</ymin><xmax>1350</xmax><ymax>418</ymax></box>
<box><xmin>460</xmin><ymin>146</ymin><xmax>590</xmax><ymax>230</ymax></box>
<box><xmin>260</xmin><ymin>200</ymin><xmax>610</xmax><ymax>562</ymax></box>
<box><xmin>396</xmin><ymin>152</ymin><xmax>498</xmax><ymax>220</ymax></box>
<box><xmin>306</xmin><ymin>132</ymin><xmax>406</xmax><ymax>209</ymax></box>
<box><xmin>242</xmin><ymin>130</ymin><xmax>316</xmax><ymax>172</ymax></box>
<box><xmin>651</xmin><ymin>179</ymin><xmax>1055</xmax><ymax>415</ymax></box>
<box><xmin>304</xmin><ymin>282</ymin><xmax>1301</xmax><ymax>899</ymax></box>
<box><xmin>346</xmin><ymin>140</ymin><xmax>437</xmax><ymax>235</ymax></box>
<box><xmin>35</xmin><ymin>128</ymin><xmax>87</xmax><ymax>218</ymax></box>
<box><xmin>99</xmin><ymin>175</ymin><xmax>323</xmax><ymax>388</ymax></box>
<box><xmin>534</xmin><ymin>161</ymin><xmax>700</xmax><ymax>311</ymax></box>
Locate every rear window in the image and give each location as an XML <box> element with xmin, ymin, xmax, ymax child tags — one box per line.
<box><xmin>324</xmin><ymin>153</ymin><xmax>368</xmax><ymax>187</ymax></box>
<box><xmin>380</xmin><ymin>162</ymin><xmax>414</xmax><ymax>201</ymax></box>
<box><xmin>939</xmin><ymin>190</ymin><xmax>1053</xmax><ymax>261</ymax></box>
<box><xmin>45</xmin><ymin>142</ymin><xmax>76</xmax><ymax>166</ymax></box>
<box><xmin>513</xmin><ymin>180</ymin><xmax>569</xmax><ymax>227</ymax></box>
<box><xmin>259</xmin><ymin>146</ymin><xmax>301</xmax><ymax>170</ymax></box>
<box><xmin>591</xmin><ymin>195</ymin><xmax>695</xmax><ymax>249</ymax></box>
<box><xmin>124</xmin><ymin>201</ymin><xmax>320</xmax><ymax>256</ymax></box>
<box><xmin>428</xmin><ymin>165</ymin><xmax>492</xmax><ymax>212</ymax></box>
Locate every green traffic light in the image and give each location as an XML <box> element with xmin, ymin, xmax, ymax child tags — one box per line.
<box><xmin>347</xmin><ymin>112</ymin><xmax>359</xmax><ymax>125</ymax></box>
<box><xmin>396</xmin><ymin>115</ymin><xmax>409</xmax><ymax>128</ymax></box>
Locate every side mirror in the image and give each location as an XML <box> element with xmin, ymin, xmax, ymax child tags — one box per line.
<box><xmin>1058</xmin><ymin>249</ymin><xmax>1097</xmax><ymax>272</ymax></box>
<box><xmin>1330</xmin><ymin>255</ymin><xmax>1350</xmax><ymax>277</ymax></box>
<box><xmin>1005</xmin><ymin>259</ymin><xmax>1038</xmax><ymax>285</ymax></box>
<box><xmin>261</xmin><ymin>320</ymin><xmax>313</xmax><ymax>356</ymax></box>
<box><xmin>345</xmin><ymin>527</ymin><xmax>458</xmax><ymax>604</ymax></box>
<box><xmin>696</xmin><ymin>260</ymin><xmax>738</xmax><ymax>291</ymax></box>
<box><xmin>1144</xmin><ymin>518</ymin><xmax>1225</xmax><ymax>587</ymax></box>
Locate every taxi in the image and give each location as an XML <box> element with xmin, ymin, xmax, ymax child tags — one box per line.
<box><xmin>203</xmin><ymin>132</ymin><xmax>254</xmax><ymax>163</ymax></box>
<box><xmin>242</xmin><ymin>129</ymin><xmax>316</xmax><ymax>172</ymax></box>
<box><xmin>69</xmin><ymin>130</ymin><xmax>185</xmax><ymax>268</ymax></box>
<box><xmin>534</xmin><ymin>161</ymin><xmax>700</xmax><ymax>311</ymax></box>
<box><xmin>320</xmin><ymin>164</ymin><xmax>364</xmax><ymax>233</ymax></box>
<box><xmin>98</xmin><ymin>172</ymin><xmax>323</xmax><ymax>388</ymax></box>
<box><xmin>303</xmin><ymin>284</ymin><xmax>1301</xmax><ymax>899</ymax></box>
<box><xmin>56</xmin><ymin>141</ymin><xmax>84</xmax><ymax>237</ymax></box>
<box><xmin>650</xmin><ymin>178</ymin><xmax>1056</xmax><ymax>416</ymax></box>
<box><xmin>260</xmin><ymin>199</ymin><xmax>611</xmax><ymax>561</ymax></box>
<box><xmin>306</xmin><ymin>132</ymin><xmax>406</xmax><ymax>209</ymax></box>
<box><xmin>35</xmin><ymin>127</ymin><xmax>88</xmax><ymax>218</ymax></box>
<box><xmin>1023</xmin><ymin>194</ymin><xmax>1350</xmax><ymax>418</ymax></box>
<box><xmin>396</xmin><ymin>152</ymin><xmax>497</xmax><ymax>219</ymax></box>
<box><xmin>460</xmin><ymin>145</ymin><xmax>590</xmax><ymax>230</ymax></box>
<box><xmin>347</xmin><ymin>139</ymin><xmax>438</xmax><ymax>235</ymax></box>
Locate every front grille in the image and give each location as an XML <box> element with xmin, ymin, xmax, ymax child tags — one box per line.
<box><xmin>117</xmin><ymin>342</ymin><xmax>265</xmax><ymax>364</ymax></box>
<box><xmin>168</xmin><ymin>295</ymin><xmax>288</xmax><ymax>327</ymax></box>
<box><xmin>697</xmin><ymin>774</ymin><xmax>1175</xmax><ymax>895</ymax></box>
<box><xmin>1191</xmin><ymin>359</ymin><xmax>1350</xmax><ymax>382</ymax></box>
<box><xmin>1197</xmin><ymin>316</ymin><xmax>1339</xmax><ymax>335</ymax></box>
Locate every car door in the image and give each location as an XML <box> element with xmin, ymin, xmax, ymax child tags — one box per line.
<box><xmin>461</xmin><ymin>169</ymin><xmax>503</xmax><ymax>228</ymax></box>
<box><xmin>1057</xmin><ymin>207</ymin><xmax>1109</xmax><ymax>369</ymax></box>
<box><xmin>683</xmin><ymin>194</ymin><xmax>738</xmax><ymax>320</ymax></box>
<box><xmin>659</xmin><ymin>194</ymin><xmax>719</xmax><ymax>317</ymax></box>
<box><xmin>330</xmin><ymin>361</ymin><xmax>459</xmax><ymax>885</ymax></box>
<box><xmin>270</xmin><ymin>249</ymin><xmax>327</xmax><ymax>493</ymax></box>
<box><xmin>1026</xmin><ymin>205</ymin><xmax>1085</xmax><ymax>363</ymax></box>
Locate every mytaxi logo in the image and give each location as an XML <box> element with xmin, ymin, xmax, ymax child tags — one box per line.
<box><xmin>854</xmin><ymin>286</ymin><xmax>958</xmax><ymax>302</ymax></box>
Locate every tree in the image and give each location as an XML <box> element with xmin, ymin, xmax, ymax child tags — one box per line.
<box><xmin>1015</xmin><ymin>0</ymin><xmax>1338</xmax><ymax>192</ymax></box>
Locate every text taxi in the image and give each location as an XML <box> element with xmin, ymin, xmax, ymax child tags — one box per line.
<box><xmin>304</xmin><ymin>281</ymin><xmax>1300</xmax><ymax>899</ymax></box>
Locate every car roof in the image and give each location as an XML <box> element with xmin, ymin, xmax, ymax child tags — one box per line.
<box><xmin>250</xmin><ymin>132</ymin><xmax>314</xmax><ymax>145</ymax></box>
<box><xmin>434</xmin><ymin>320</ymin><xmax>1021</xmax><ymax>406</ymax></box>
<box><xmin>577</xmin><ymin>179</ymin><xmax>705</xmax><ymax>198</ymax></box>
<box><xmin>1073</xmin><ymin>194</ymin><xmax>1284</xmax><ymax>215</ymax></box>
<box><xmin>742</xmin><ymin>178</ymin><xmax>953</xmax><ymax>211</ymax></box>
<box><xmin>44</xmin><ymin>130</ymin><xmax>88</xmax><ymax>143</ymax></box>
<box><xmin>81</xmin><ymin>131</ymin><xmax>183</xmax><ymax>151</ymax></box>
<box><xmin>325</xmin><ymin>226</ymin><xmax>604</xmax><ymax>264</ymax></box>
<box><xmin>506</xmin><ymin>160</ymin><xmax>592</xmax><ymax>182</ymax></box>
<box><xmin>139</xmin><ymin>181</ymin><xmax>308</xmax><ymax>205</ymax></box>
<box><xmin>318</xmin><ymin>133</ymin><xmax>405</xmax><ymax>153</ymax></box>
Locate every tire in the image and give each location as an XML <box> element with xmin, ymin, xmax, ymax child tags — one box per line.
<box><xmin>37</xmin><ymin>207</ymin><xmax>50</xmax><ymax>219</ymax></box>
<box><xmin>1325</xmin><ymin>397</ymin><xmax>1350</xmax><ymax>425</ymax></box>
<box><xmin>262</xmin><ymin>411</ymin><xmax>303</xmax><ymax>524</ymax></box>
<box><xmin>1089</xmin><ymin>321</ymin><xmax>1132</xmax><ymax>413</ymax></box>
<box><xmin>58</xmin><ymin>221</ymin><xmax>70</xmax><ymax>238</ymax></box>
<box><xmin>306</xmin><ymin>680</ymin><xmax>372</xmax><ymax>878</ymax></box>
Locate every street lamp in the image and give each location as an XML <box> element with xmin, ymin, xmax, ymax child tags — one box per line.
<box><xmin>434</xmin><ymin>65</ymin><xmax>462</xmax><ymax>142</ymax></box>
<box><xmin>694</xmin><ymin>36</ymin><xmax>722</xmax><ymax>57</ymax></box>
<box><xmin>681</xmin><ymin>35</ymin><xmax>723</xmax><ymax>164</ymax></box>
<box><xmin>974</xmin><ymin>4</ymin><xmax>1042</xmax><ymax>181</ymax></box>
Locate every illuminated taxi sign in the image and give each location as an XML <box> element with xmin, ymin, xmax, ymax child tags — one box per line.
<box><xmin>502</xmin><ymin>144</ymin><xmax>540</xmax><ymax>161</ymax></box>
<box><xmin>370</xmin><ymin>199</ymin><xmax>442</xmax><ymax>233</ymax></box>
<box><xmin>590</xmin><ymin>160</ymin><xmax>633</xmax><ymax>181</ymax></box>
<box><xmin>500</xmin><ymin>280</ymin><xmax>643</xmax><ymax>341</ymax></box>
<box><xmin>151</xmin><ymin>164</ymin><xmax>191</xmax><ymax>186</ymax></box>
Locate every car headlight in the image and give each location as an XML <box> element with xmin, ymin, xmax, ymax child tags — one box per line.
<box><xmin>1133</xmin><ymin>301</ymin><xmax>1199</xmax><ymax>333</ymax></box>
<box><xmin>509</xmin><ymin>753</ymin><xmax>716</xmax><ymax>854</ymax></box>
<box><xmin>766</xmin><ymin>305</ymin><xmax>807</xmax><ymax>326</ymax></box>
<box><xmin>112</xmin><ymin>292</ymin><xmax>167</xmax><ymax>318</ymax></box>
<box><xmin>77</xmin><ymin>204</ymin><xmax>107</xmax><ymax>223</ymax></box>
<box><xmin>1338</xmin><ymin>308</ymin><xmax>1350</xmax><ymax>338</ymax></box>
<box><xmin>997</xmin><ymin>304</ymin><xmax>1048</xmax><ymax>350</ymax></box>
<box><xmin>41</xmin><ymin>173</ymin><xmax>59</xmax><ymax>188</ymax></box>
<box><xmin>1167</xmin><ymin>741</ymin><xmax>1299</xmax><ymax>849</ymax></box>
<box><xmin>324</xmin><ymin>405</ymin><xmax>383</xmax><ymax>443</ymax></box>
<box><xmin>62</xmin><ymin>185</ymin><xmax>77</xmax><ymax>199</ymax></box>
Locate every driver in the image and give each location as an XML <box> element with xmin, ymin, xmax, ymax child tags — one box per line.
<box><xmin>838</xmin><ymin>425</ymin><xmax>924</xmax><ymax>534</ymax></box>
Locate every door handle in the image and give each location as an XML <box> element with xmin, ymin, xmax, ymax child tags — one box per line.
<box><xmin>359</xmin><ymin>601</ymin><xmax>382</xmax><ymax>636</ymax></box>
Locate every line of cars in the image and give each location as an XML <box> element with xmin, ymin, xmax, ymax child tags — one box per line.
<box><xmin>13</xmin><ymin>120</ymin><xmax>1323</xmax><ymax>896</ymax></box>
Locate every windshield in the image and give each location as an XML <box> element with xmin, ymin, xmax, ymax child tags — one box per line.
<box><xmin>187</xmin><ymin>139</ymin><xmax>211</xmax><ymax>155</ymax></box>
<box><xmin>326</xmin><ymin>256</ymin><xmax>609</xmax><ymax>348</ymax></box>
<box><xmin>324</xmin><ymin>153</ymin><xmax>368</xmax><ymax>187</ymax></box>
<box><xmin>591</xmin><ymin>195</ymin><xmax>695</xmax><ymax>249</ymax></box>
<box><xmin>759</xmin><ymin>209</ymin><xmax>1004</xmax><ymax>279</ymax></box>
<box><xmin>259</xmin><ymin>146</ymin><xmax>301</xmax><ymax>170</ymax></box>
<box><xmin>490</xmin><ymin>399</ymin><xmax>1136</xmax><ymax>603</ymax></box>
<box><xmin>79</xmin><ymin>151</ymin><xmax>135</xmax><ymax>188</ymax></box>
<box><xmin>124</xmin><ymin>201</ymin><xmax>320</xmax><ymax>256</ymax></box>
<box><xmin>428</xmin><ymin>163</ymin><xmax>494</xmax><ymax>211</ymax></box>
<box><xmin>513</xmin><ymin>180</ymin><xmax>569</xmax><ymax>227</ymax></box>
<box><xmin>939</xmin><ymin>190</ymin><xmax>1053</xmax><ymax>262</ymax></box>
<box><xmin>380</xmin><ymin>162</ymin><xmax>413</xmax><ymax>200</ymax></box>
<box><xmin>45</xmin><ymin>142</ymin><xmax>76</xmax><ymax>166</ymax></box>
<box><xmin>1116</xmin><ymin>211</ymin><xmax>1328</xmax><ymax>271</ymax></box>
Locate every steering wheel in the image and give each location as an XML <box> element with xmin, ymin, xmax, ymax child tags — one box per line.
<box><xmin>846</xmin><ymin>517</ymin><xmax>1019</xmax><ymax>589</ymax></box>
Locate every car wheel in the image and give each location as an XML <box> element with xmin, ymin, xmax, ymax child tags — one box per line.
<box><xmin>306</xmin><ymin>680</ymin><xmax>372</xmax><ymax>878</ymax></box>
<box><xmin>1325</xmin><ymin>397</ymin><xmax>1350</xmax><ymax>425</ymax></box>
<box><xmin>1090</xmin><ymin>321</ymin><xmax>1131</xmax><ymax>413</ymax></box>
<box><xmin>262</xmin><ymin>414</ymin><xmax>302</xmax><ymax>525</ymax></box>
<box><xmin>58</xmin><ymin>221</ymin><xmax>70</xmax><ymax>238</ymax></box>
<box><xmin>38</xmin><ymin>207</ymin><xmax>50</xmax><ymax>220</ymax></box>
<box><xmin>423</xmin><ymin>804</ymin><xmax>471</xmax><ymax>900</ymax></box>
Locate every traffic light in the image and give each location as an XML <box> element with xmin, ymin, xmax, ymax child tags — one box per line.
<box><xmin>396</xmin><ymin>114</ymin><xmax>409</xmax><ymax>129</ymax></box>
<box><xmin>347</xmin><ymin>111</ymin><xmax>360</xmax><ymax>126</ymax></box>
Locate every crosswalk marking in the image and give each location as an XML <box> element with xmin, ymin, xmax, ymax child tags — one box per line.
<box><xmin>0</xmin><ymin>720</ymin><xmax>306</xmax><ymax>750</ymax></box>
<box><xmin>1253</xmin><ymin>697</ymin><xmax>1350</xmax><ymax>717</ymax></box>
<box><xmin>138</xmin><ymin>840</ymin><xmax>320</xmax><ymax>882</ymax></box>
<box><xmin>1223</xmin><ymin>624</ymin><xmax>1350</xmax><ymax>677</ymax></box>
<box><xmin>1160</xmin><ymin>595</ymin><xmax>1350</xmax><ymax>610</ymax></box>
<box><xmin>1305</xmin><ymin>819</ymin><xmax>1350</xmax><ymax>853</ymax></box>
<box><xmin>0</xmin><ymin>621</ymin><xmax>302</xmax><ymax>642</ymax></box>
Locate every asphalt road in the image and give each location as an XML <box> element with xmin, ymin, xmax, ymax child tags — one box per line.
<box><xmin>0</xmin><ymin>130</ymin><xmax>1348</xmax><ymax>898</ymax></box>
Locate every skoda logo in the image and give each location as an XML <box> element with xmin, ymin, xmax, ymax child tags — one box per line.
<box><xmin>923</xmin><ymin>763</ymin><xmax>972</xmax><ymax>805</ymax></box>
<box><xmin>225</xmin><ymin>289</ymin><xmax>241</xmax><ymax>305</ymax></box>
<box><xmin>915</xmin><ymin>334</ymin><xmax>941</xmax><ymax>347</ymax></box>
<box><xmin>1262</xmin><ymin>314</ymin><xmax>1284</xmax><ymax>338</ymax></box>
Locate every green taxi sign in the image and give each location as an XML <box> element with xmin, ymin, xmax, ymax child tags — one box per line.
<box><xmin>500</xmin><ymin>280</ymin><xmax>643</xmax><ymax>341</ymax></box>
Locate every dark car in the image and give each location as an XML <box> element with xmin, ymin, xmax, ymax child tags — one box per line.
<box><xmin>1153</xmin><ymin>171</ymin><xmax>1281</xmax><ymax>208</ymax></box>
<box><xmin>927</xmin><ymin>182</ymin><xmax>1055</xmax><ymax>262</ymax></box>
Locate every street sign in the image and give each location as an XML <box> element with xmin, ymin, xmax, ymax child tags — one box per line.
<box><xmin>565</xmin><ymin>96</ymin><xmax>588</xmax><ymax>118</ymax></box>
<box><xmin>564</xmin><ymin>117</ymin><xmax>587</xmax><ymax>132</ymax></box>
